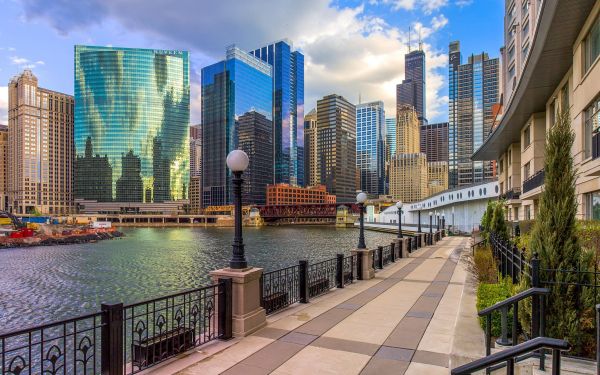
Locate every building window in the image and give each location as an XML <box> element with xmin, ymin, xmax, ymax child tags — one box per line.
<box><xmin>584</xmin><ymin>94</ymin><xmax>600</xmax><ymax>158</ymax></box>
<box><xmin>524</xmin><ymin>162</ymin><xmax>531</xmax><ymax>180</ymax></box>
<box><xmin>588</xmin><ymin>191</ymin><xmax>600</xmax><ymax>220</ymax></box>
<box><xmin>525</xmin><ymin>205</ymin><xmax>531</xmax><ymax>220</ymax></box>
<box><xmin>523</xmin><ymin>125</ymin><xmax>531</xmax><ymax>148</ymax></box>
<box><xmin>561</xmin><ymin>83</ymin><xmax>569</xmax><ymax>111</ymax></box>
<box><xmin>584</xmin><ymin>15</ymin><xmax>600</xmax><ymax>73</ymax></box>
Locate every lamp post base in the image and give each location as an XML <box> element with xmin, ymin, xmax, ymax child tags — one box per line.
<box><xmin>351</xmin><ymin>248</ymin><xmax>375</xmax><ymax>280</ymax></box>
<box><xmin>210</xmin><ymin>267</ymin><xmax>266</xmax><ymax>337</ymax></box>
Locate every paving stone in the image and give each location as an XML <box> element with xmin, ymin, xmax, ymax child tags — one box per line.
<box><xmin>279</xmin><ymin>332</ymin><xmax>318</xmax><ymax>345</ymax></box>
<box><xmin>374</xmin><ymin>346</ymin><xmax>415</xmax><ymax>361</ymax></box>
<box><xmin>221</xmin><ymin>363</ymin><xmax>271</xmax><ymax>375</ymax></box>
<box><xmin>384</xmin><ymin>316</ymin><xmax>430</xmax><ymax>349</ymax></box>
<box><xmin>360</xmin><ymin>357</ymin><xmax>410</xmax><ymax>375</ymax></box>
<box><xmin>252</xmin><ymin>327</ymin><xmax>289</xmax><ymax>340</ymax></box>
<box><xmin>310</xmin><ymin>336</ymin><xmax>380</xmax><ymax>356</ymax></box>
<box><xmin>238</xmin><ymin>341</ymin><xmax>304</xmax><ymax>371</ymax></box>
<box><xmin>405</xmin><ymin>310</ymin><xmax>434</xmax><ymax>319</ymax></box>
<box><xmin>336</xmin><ymin>302</ymin><xmax>362</xmax><ymax>311</ymax></box>
<box><xmin>293</xmin><ymin>307</ymin><xmax>354</xmax><ymax>336</ymax></box>
<box><xmin>412</xmin><ymin>350</ymin><xmax>450</xmax><ymax>368</ymax></box>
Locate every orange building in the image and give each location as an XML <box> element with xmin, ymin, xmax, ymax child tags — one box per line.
<box><xmin>266</xmin><ymin>184</ymin><xmax>336</xmax><ymax>205</ymax></box>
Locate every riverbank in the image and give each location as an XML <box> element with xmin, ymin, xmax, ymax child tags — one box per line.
<box><xmin>0</xmin><ymin>228</ymin><xmax>125</xmax><ymax>249</ymax></box>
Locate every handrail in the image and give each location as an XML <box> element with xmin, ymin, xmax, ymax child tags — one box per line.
<box><xmin>478</xmin><ymin>287</ymin><xmax>549</xmax><ymax>316</ymax></box>
<box><xmin>451</xmin><ymin>337</ymin><xmax>570</xmax><ymax>375</ymax></box>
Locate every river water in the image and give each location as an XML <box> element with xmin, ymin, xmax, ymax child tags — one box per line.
<box><xmin>0</xmin><ymin>226</ymin><xmax>395</xmax><ymax>332</ymax></box>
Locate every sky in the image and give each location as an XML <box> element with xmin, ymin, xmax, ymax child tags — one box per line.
<box><xmin>0</xmin><ymin>0</ymin><xmax>504</xmax><ymax>125</ymax></box>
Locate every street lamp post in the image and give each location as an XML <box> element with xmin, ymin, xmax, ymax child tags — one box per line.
<box><xmin>417</xmin><ymin>210</ymin><xmax>422</xmax><ymax>233</ymax></box>
<box><xmin>429</xmin><ymin>211</ymin><xmax>433</xmax><ymax>245</ymax></box>
<box><xmin>437</xmin><ymin>213</ymin><xmax>440</xmax><ymax>231</ymax></box>
<box><xmin>357</xmin><ymin>192</ymin><xmax>368</xmax><ymax>249</ymax></box>
<box><xmin>396</xmin><ymin>201</ymin><xmax>403</xmax><ymax>238</ymax></box>
<box><xmin>226</xmin><ymin>150</ymin><xmax>249</xmax><ymax>269</ymax></box>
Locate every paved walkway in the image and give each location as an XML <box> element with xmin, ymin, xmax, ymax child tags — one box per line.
<box><xmin>151</xmin><ymin>237</ymin><xmax>479</xmax><ymax>375</ymax></box>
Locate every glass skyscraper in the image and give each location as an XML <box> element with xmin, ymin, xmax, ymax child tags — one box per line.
<box><xmin>396</xmin><ymin>49</ymin><xmax>426</xmax><ymax>124</ymax></box>
<box><xmin>356</xmin><ymin>101</ymin><xmax>385</xmax><ymax>196</ymax></box>
<box><xmin>250</xmin><ymin>40</ymin><xmax>304</xmax><ymax>187</ymax></box>
<box><xmin>74</xmin><ymin>45</ymin><xmax>190</xmax><ymax>203</ymax></box>
<box><xmin>201</xmin><ymin>46</ymin><xmax>273</xmax><ymax>206</ymax></box>
<box><xmin>385</xmin><ymin>117</ymin><xmax>396</xmax><ymax>160</ymax></box>
<box><xmin>448</xmin><ymin>41</ymin><xmax>499</xmax><ymax>187</ymax></box>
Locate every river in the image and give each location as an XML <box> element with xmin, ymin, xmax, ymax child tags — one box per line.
<box><xmin>0</xmin><ymin>226</ymin><xmax>395</xmax><ymax>332</ymax></box>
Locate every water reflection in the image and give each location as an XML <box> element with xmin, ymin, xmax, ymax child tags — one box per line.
<box><xmin>0</xmin><ymin>226</ymin><xmax>394</xmax><ymax>331</ymax></box>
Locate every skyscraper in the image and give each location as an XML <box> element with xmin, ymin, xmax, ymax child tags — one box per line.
<box><xmin>420</xmin><ymin>122</ymin><xmax>449</xmax><ymax>163</ymax></box>
<box><xmin>250</xmin><ymin>40</ymin><xmax>304</xmax><ymax>186</ymax></box>
<box><xmin>385</xmin><ymin>117</ymin><xmax>396</xmax><ymax>159</ymax></box>
<box><xmin>189</xmin><ymin>124</ymin><xmax>202</xmax><ymax>211</ymax></box>
<box><xmin>356</xmin><ymin>101</ymin><xmax>385</xmax><ymax>196</ymax></box>
<box><xmin>448</xmin><ymin>42</ymin><xmax>499</xmax><ymax>187</ymax></box>
<box><xmin>316</xmin><ymin>94</ymin><xmax>356</xmax><ymax>203</ymax></box>
<box><xmin>202</xmin><ymin>45</ymin><xmax>272</xmax><ymax>206</ymax></box>
<box><xmin>396</xmin><ymin>105</ymin><xmax>420</xmax><ymax>154</ymax></box>
<box><xmin>304</xmin><ymin>109</ymin><xmax>319</xmax><ymax>187</ymax></box>
<box><xmin>0</xmin><ymin>124</ymin><xmax>8</xmax><ymax>211</ymax></box>
<box><xmin>8</xmin><ymin>70</ymin><xmax>74</xmax><ymax>214</ymax></box>
<box><xmin>74</xmin><ymin>45</ymin><xmax>190</xmax><ymax>203</ymax></box>
<box><xmin>237</xmin><ymin>111</ymin><xmax>273</xmax><ymax>205</ymax></box>
<box><xmin>396</xmin><ymin>49</ymin><xmax>426</xmax><ymax>124</ymax></box>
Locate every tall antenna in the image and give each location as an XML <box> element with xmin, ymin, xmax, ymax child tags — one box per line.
<box><xmin>418</xmin><ymin>28</ymin><xmax>423</xmax><ymax>51</ymax></box>
<box><xmin>407</xmin><ymin>26</ymin><xmax>412</xmax><ymax>52</ymax></box>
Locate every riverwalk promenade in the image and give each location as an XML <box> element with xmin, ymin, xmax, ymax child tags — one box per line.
<box><xmin>148</xmin><ymin>237</ymin><xmax>483</xmax><ymax>375</ymax></box>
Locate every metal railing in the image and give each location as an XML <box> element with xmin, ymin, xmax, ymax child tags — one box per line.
<box><xmin>523</xmin><ymin>169</ymin><xmax>545</xmax><ymax>194</ymax></box>
<box><xmin>0</xmin><ymin>281</ymin><xmax>231</xmax><ymax>375</ymax></box>
<box><xmin>307</xmin><ymin>258</ymin><xmax>337</xmax><ymax>298</ymax></box>
<box><xmin>381</xmin><ymin>245</ymin><xmax>392</xmax><ymax>267</ymax></box>
<box><xmin>342</xmin><ymin>254</ymin><xmax>357</xmax><ymax>286</ymax></box>
<box><xmin>260</xmin><ymin>264</ymin><xmax>301</xmax><ymax>314</ymax></box>
<box><xmin>489</xmin><ymin>233</ymin><xmax>531</xmax><ymax>284</ymax></box>
<box><xmin>451</xmin><ymin>337</ymin><xmax>571</xmax><ymax>375</ymax></box>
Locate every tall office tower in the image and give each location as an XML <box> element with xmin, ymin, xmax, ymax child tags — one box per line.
<box><xmin>202</xmin><ymin>45</ymin><xmax>272</xmax><ymax>206</ymax></box>
<box><xmin>396</xmin><ymin>105</ymin><xmax>420</xmax><ymax>154</ymax></box>
<box><xmin>189</xmin><ymin>124</ymin><xmax>202</xmax><ymax>212</ymax></box>
<box><xmin>237</xmin><ymin>111</ymin><xmax>273</xmax><ymax>205</ymax></box>
<box><xmin>316</xmin><ymin>94</ymin><xmax>356</xmax><ymax>203</ymax></box>
<box><xmin>251</xmin><ymin>40</ymin><xmax>304</xmax><ymax>186</ymax></box>
<box><xmin>420</xmin><ymin>122</ymin><xmax>449</xmax><ymax>162</ymax></box>
<box><xmin>304</xmin><ymin>109</ymin><xmax>319</xmax><ymax>187</ymax></box>
<box><xmin>427</xmin><ymin>161</ymin><xmax>449</xmax><ymax>197</ymax></box>
<box><xmin>389</xmin><ymin>153</ymin><xmax>428</xmax><ymax>202</ymax></box>
<box><xmin>448</xmin><ymin>42</ymin><xmax>499</xmax><ymax>187</ymax></box>
<box><xmin>0</xmin><ymin>124</ymin><xmax>7</xmax><ymax>210</ymax></box>
<box><xmin>75</xmin><ymin>46</ymin><xmax>190</xmax><ymax>203</ymax></box>
<box><xmin>385</xmin><ymin>117</ymin><xmax>396</xmax><ymax>159</ymax></box>
<box><xmin>502</xmin><ymin>0</ymin><xmax>542</xmax><ymax>106</ymax></box>
<box><xmin>396</xmin><ymin>49</ymin><xmax>426</xmax><ymax>124</ymax></box>
<box><xmin>8</xmin><ymin>70</ymin><xmax>74</xmax><ymax>214</ymax></box>
<box><xmin>356</xmin><ymin>101</ymin><xmax>385</xmax><ymax>196</ymax></box>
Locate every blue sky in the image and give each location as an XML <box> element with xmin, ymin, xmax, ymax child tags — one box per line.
<box><xmin>0</xmin><ymin>0</ymin><xmax>504</xmax><ymax>124</ymax></box>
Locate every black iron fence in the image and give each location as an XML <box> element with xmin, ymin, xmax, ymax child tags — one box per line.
<box><xmin>0</xmin><ymin>282</ymin><xmax>231</xmax><ymax>375</ymax></box>
<box><xmin>260</xmin><ymin>264</ymin><xmax>301</xmax><ymax>314</ymax></box>
<box><xmin>489</xmin><ymin>233</ymin><xmax>531</xmax><ymax>284</ymax></box>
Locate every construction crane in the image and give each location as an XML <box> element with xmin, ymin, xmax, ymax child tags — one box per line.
<box><xmin>0</xmin><ymin>211</ymin><xmax>26</xmax><ymax>229</ymax></box>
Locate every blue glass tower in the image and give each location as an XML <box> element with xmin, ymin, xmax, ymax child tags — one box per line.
<box><xmin>251</xmin><ymin>40</ymin><xmax>304</xmax><ymax>186</ymax></box>
<box><xmin>201</xmin><ymin>46</ymin><xmax>273</xmax><ymax>206</ymax></box>
<box><xmin>356</xmin><ymin>101</ymin><xmax>385</xmax><ymax>196</ymax></box>
<box><xmin>74</xmin><ymin>45</ymin><xmax>190</xmax><ymax>203</ymax></box>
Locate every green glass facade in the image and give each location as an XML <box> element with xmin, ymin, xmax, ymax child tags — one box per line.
<box><xmin>74</xmin><ymin>45</ymin><xmax>190</xmax><ymax>202</ymax></box>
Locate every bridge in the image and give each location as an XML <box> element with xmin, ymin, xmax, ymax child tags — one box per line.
<box><xmin>256</xmin><ymin>203</ymin><xmax>361</xmax><ymax>224</ymax></box>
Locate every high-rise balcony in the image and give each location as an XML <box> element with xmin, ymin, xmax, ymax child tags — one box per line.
<box><xmin>501</xmin><ymin>187</ymin><xmax>521</xmax><ymax>200</ymax></box>
<box><xmin>593</xmin><ymin>131</ymin><xmax>600</xmax><ymax>160</ymax></box>
<box><xmin>522</xmin><ymin>169</ymin><xmax>545</xmax><ymax>194</ymax></box>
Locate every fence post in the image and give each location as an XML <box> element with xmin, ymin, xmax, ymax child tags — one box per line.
<box><xmin>596</xmin><ymin>304</ymin><xmax>600</xmax><ymax>375</ymax></box>
<box><xmin>511</xmin><ymin>245</ymin><xmax>518</xmax><ymax>284</ymax></box>
<box><xmin>336</xmin><ymin>254</ymin><xmax>344</xmax><ymax>288</ymax></box>
<box><xmin>377</xmin><ymin>246</ymin><xmax>384</xmax><ymax>269</ymax></box>
<box><xmin>101</xmin><ymin>303</ymin><xmax>123</xmax><ymax>375</ymax></box>
<box><xmin>356</xmin><ymin>253</ymin><xmax>363</xmax><ymax>281</ymax></box>
<box><xmin>299</xmin><ymin>260</ymin><xmax>309</xmax><ymax>303</ymax></box>
<box><xmin>390</xmin><ymin>242</ymin><xmax>396</xmax><ymax>262</ymax></box>
<box><xmin>531</xmin><ymin>253</ymin><xmax>540</xmax><ymax>340</ymax></box>
<box><xmin>218</xmin><ymin>278</ymin><xmax>233</xmax><ymax>340</ymax></box>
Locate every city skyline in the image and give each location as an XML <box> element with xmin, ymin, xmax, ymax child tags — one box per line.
<box><xmin>0</xmin><ymin>0</ymin><xmax>504</xmax><ymax>126</ymax></box>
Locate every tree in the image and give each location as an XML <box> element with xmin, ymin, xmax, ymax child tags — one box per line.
<box><xmin>481</xmin><ymin>201</ymin><xmax>494</xmax><ymax>232</ymax></box>
<box><xmin>529</xmin><ymin>109</ymin><xmax>588</xmax><ymax>352</ymax></box>
<box><xmin>490</xmin><ymin>201</ymin><xmax>509</xmax><ymax>240</ymax></box>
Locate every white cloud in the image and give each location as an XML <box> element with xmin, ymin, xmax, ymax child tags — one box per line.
<box><xmin>456</xmin><ymin>0</ymin><xmax>473</xmax><ymax>6</ymax></box>
<box><xmin>0</xmin><ymin>86</ymin><xmax>8</xmax><ymax>124</ymax></box>
<box><xmin>9</xmin><ymin>56</ymin><xmax>45</xmax><ymax>69</ymax></box>
<box><xmin>381</xmin><ymin>0</ymin><xmax>448</xmax><ymax>12</ymax></box>
<box><xmin>10</xmin><ymin>56</ymin><xmax>29</xmax><ymax>65</ymax></box>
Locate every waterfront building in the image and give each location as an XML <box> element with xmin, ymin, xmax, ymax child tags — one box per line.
<box><xmin>396</xmin><ymin>105</ymin><xmax>420</xmax><ymax>154</ymax></box>
<box><xmin>74</xmin><ymin>137</ymin><xmax>113</xmax><ymax>202</ymax></box>
<box><xmin>316</xmin><ymin>94</ymin><xmax>356</xmax><ymax>203</ymax></box>
<box><xmin>427</xmin><ymin>161</ymin><xmax>449</xmax><ymax>197</ymax></box>
<box><xmin>420</xmin><ymin>122</ymin><xmax>449</xmax><ymax>163</ymax></box>
<box><xmin>189</xmin><ymin>124</ymin><xmax>202</xmax><ymax>211</ymax></box>
<box><xmin>0</xmin><ymin>124</ymin><xmax>7</xmax><ymax>211</ymax></box>
<box><xmin>8</xmin><ymin>70</ymin><xmax>74</xmax><ymax>214</ymax></box>
<box><xmin>304</xmin><ymin>109</ymin><xmax>318</xmax><ymax>187</ymax></box>
<box><xmin>237</xmin><ymin>111</ymin><xmax>273</xmax><ymax>205</ymax></box>
<box><xmin>250</xmin><ymin>40</ymin><xmax>304</xmax><ymax>186</ymax></box>
<box><xmin>389</xmin><ymin>153</ymin><xmax>428</xmax><ymax>203</ymax></box>
<box><xmin>74</xmin><ymin>45</ymin><xmax>190</xmax><ymax>205</ymax></box>
<box><xmin>202</xmin><ymin>45</ymin><xmax>272</xmax><ymax>207</ymax></box>
<box><xmin>356</xmin><ymin>101</ymin><xmax>385</xmax><ymax>196</ymax></box>
<box><xmin>396</xmin><ymin>49</ymin><xmax>426</xmax><ymax>124</ymax></box>
<box><xmin>473</xmin><ymin>0</ymin><xmax>599</xmax><ymax>221</ymax></box>
<box><xmin>266</xmin><ymin>184</ymin><xmax>336</xmax><ymax>205</ymax></box>
<box><xmin>448</xmin><ymin>42</ymin><xmax>499</xmax><ymax>187</ymax></box>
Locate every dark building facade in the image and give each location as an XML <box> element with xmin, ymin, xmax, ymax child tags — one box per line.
<box><xmin>250</xmin><ymin>40</ymin><xmax>304</xmax><ymax>187</ymax></box>
<box><xmin>74</xmin><ymin>137</ymin><xmax>113</xmax><ymax>202</ymax></box>
<box><xmin>396</xmin><ymin>49</ymin><xmax>426</xmax><ymax>124</ymax></box>
<box><xmin>448</xmin><ymin>41</ymin><xmax>461</xmax><ymax>187</ymax></box>
<box><xmin>316</xmin><ymin>94</ymin><xmax>356</xmax><ymax>203</ymax></box>
<box><xmin>116</xmin><ymin>150</ymin><xmax>143</xmax><ymax>202</ymax></box>
<box><xmin>420</xmin><ymin>122</ymin><xmax>449</xmax><ymax>163</ymax></box>
<box><xmin>237</xmin><ymin>111</ymin><xmax>273</xmax><ymax>205</ymax></box>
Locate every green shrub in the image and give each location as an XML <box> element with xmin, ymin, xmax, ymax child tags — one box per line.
<box><xmin>490</xmin><ymin>202</ymin><xmax>509</xmax><ymax>240</ymax></box>
<box><xmin>476</xmin><ymin>278</ymin><xmax>514</xmax><ymax>337</ymax></box>
<box><xmin>578</xmin><ymin>220</ymin><xmax>600</xmax><ymax>255</ymax></box>
<box><xmin>473</xmin><ymin>247</ymin><xmax>497</xmax><ymax>283</ymax></box>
